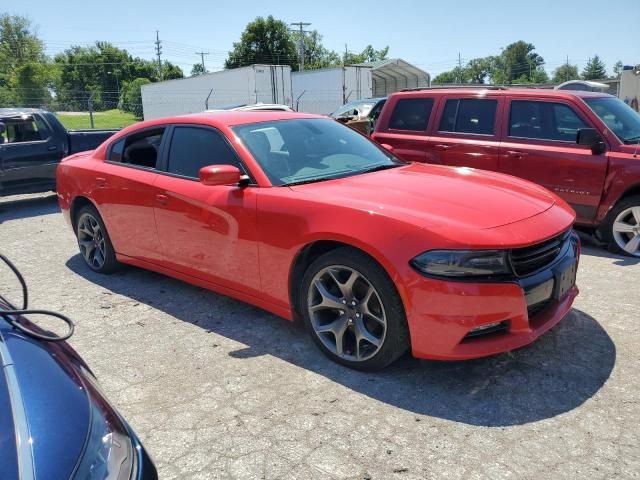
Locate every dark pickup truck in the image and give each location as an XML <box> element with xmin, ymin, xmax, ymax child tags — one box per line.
<box><xmin>0</xmin><ymin>108</ymin><xmax>118</xmax><ymax>197</ymax></box>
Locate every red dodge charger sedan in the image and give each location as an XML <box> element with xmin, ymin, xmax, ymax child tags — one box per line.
<box><xmin>57</xmin><ymin>111</ymin><xmax>580</xmax><ymax>370</ymax></box>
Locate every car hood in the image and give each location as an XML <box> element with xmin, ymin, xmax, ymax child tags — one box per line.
<box><xmin>290</xmin><ymin>163</ymin><xmax>557</xmax><ymax>229</ymax></box>
<box><xmin>0</xmin><ymin>320</ymin><xmax>90</xmax><ymax>479</ymax></box>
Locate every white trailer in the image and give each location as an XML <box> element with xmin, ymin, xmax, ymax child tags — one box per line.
<box><xmin>292</xmin><ymin>66</ymin><xmax>372</xmax><ymax>115</ymax></box>
<box><xmin>620</xmin><ymin>67</ymin><xmax>640</xmax><ymax>112</ymax></box>
<box><xmin>141</xmin><ymin>65</ymin><xmax>293</xmax><ymax>120</ymax></box>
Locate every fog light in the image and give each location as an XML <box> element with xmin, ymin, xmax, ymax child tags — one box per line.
<box><xmin>465</xmin><ymin>320</ymin><xmax>509</xmax><ymax>339</ymax></box>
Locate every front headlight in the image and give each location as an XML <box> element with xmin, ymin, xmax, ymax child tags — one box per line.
<box><xmin>73</xmin><ymin>388</ymin><xmax>136</xmax><ymax>480</ymax></box>
<box><xmin>410</xmin><ymin>250</ymin><xmax>511</xmax><ymax>278</ymax></box>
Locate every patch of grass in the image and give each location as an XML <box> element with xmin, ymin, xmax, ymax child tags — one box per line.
<box><xmin>55</xmin><ymin>109</ymin><xmax>139</xmax><ymax>130</ymax></box>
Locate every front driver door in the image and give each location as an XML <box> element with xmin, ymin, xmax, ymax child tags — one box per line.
<box><xmin>153</xmin><ymin>125</ymin><xmax>261</xmax><ymax>296</ymax></box>
<box><xmin>499</xmin><ymin>98</ymin><xmax>608</xmax><ymax>223</ymax></box>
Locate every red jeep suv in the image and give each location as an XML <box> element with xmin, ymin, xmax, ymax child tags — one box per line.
<box><xmin>372</xmin><ymin>88</ymin><xmax>640</xmax><ymax>257</ymax></box>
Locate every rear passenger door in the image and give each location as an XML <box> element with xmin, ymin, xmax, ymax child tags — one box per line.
<box><xmin>426</xmin><ymin>96</ymin><xmax>502</xmax><ymax>171</ymax></box>
<box><xmin>371</xmin><ymin>97</ymin><xmax>435</xmax><ymax>162</ymax></box>
<box><xmin>94</xmin><ymin>128</ymin><xmax>167</xmax><ymax>264</ymax></box>
<box><xmin>499</xmin><ymin>98</ymin><xmax>608</xmax><ymax>222</ymax></box>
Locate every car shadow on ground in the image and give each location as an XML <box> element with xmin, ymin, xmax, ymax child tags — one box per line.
<box><xmin>66</xmin><ymin>254</ymin><xmax>616</xmax><ymax>428</ymax></box>
<box><xmin>0</xmin><ymin>193</ymin><xmax>60</xmax><ymax>223</ymax></box>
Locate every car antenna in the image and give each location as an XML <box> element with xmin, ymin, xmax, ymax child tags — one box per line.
<box><xmin>634</xmin><ymin>139</ymin><xmax>639</xmax><ymax>158</ymax></box>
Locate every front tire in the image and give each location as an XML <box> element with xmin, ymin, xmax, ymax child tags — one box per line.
<box><xmin>602</xmin><ymin>195</ymin><xmax>640</xmax><ymax>257</ymax></box>
<box><xmin>75</xmin><ymin>204</ymin><xmax>119</xmax><ymax>273</ymax></box>
<box><xmin>300</xmin><ymin>247</ymin><xmax>409</xmax><ymax>371</ymax></box>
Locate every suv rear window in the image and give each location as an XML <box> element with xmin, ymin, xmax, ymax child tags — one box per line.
<box><xmin>388</xmin><ymin>98</ymin><xmax>434</xmax><ymax>131</ymax></box>
<box><xmin>439</xmin><ymin>99</ymin><xmax>498</xmax><ymax>135</ymax></box>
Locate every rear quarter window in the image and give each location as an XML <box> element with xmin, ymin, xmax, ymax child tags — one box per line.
<box><xmin>388</xmin><ymin>98</ymin><xmax>434</xmax><ymax>131</ymax></box>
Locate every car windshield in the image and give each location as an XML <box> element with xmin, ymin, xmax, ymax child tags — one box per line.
<box><xmin>584</xmin><ymin>97</ymin><xmax>640</xmax><ymax>144</ymax></box>
<box><xmin>233</xmin><ymin>118</ymin><xmax>403</xmax><ymax>186</ymax></box>
<box><xmin>330</xmin><ymin>101</ymin><xmax>376</xmax><ymax>118</ymax></box>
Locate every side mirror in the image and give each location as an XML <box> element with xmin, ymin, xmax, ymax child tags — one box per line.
<box><xmin>199</xmin><ymin>165</ymin><xmax>242</xmax><ymax>186</ymax></box>
<box><xmin>576</xmin><ymin>128</ymin><xmax>606</xmax><ymax>155</ymax></box>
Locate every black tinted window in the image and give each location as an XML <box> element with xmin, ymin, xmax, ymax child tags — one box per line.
<box><xmin>509</xmin><ymin>101</ymin><xmax>588</xmax><ymax>141</ymax></box>
<box><xmin>439</xmin><ymin>99</ymin><xmax>497</xmax><ymax>135</ymax></box>
<box><xmin>121</xmin><ymin>128</ymin><xmax>164</xmax><ymax>169</ymax></box>
<box><xmin>109</xmin><ymin>139</ymin><xmax>125</xmax><ymax>162</ymax></box>
<box><xmin>4</xmin><ymin>118</ymin><xmax>45</xmax><ymax>143</ymax></box>
<box><xmin>388</xmin><ymin>98</ymin><xmax>434</xmax><ymax>131</ymax></box>
<box><xmin>167</xmin><ymin>127</ymin><xmax>239</xmax><ymax>178</ymax></box>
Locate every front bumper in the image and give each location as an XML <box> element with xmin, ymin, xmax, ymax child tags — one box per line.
<box><xmin>405</xmin><ymin>234</ymin><xmax>580</xmax><ymax>360</ymax></box>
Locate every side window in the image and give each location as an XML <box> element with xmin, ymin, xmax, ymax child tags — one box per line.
<box><xmin>119</xmin><ymin>128</ymin><xmax>165</xmax><ymax>169</ymax></box>
<box><xmin>167</xmin><ymin>127</ymin><xmax>240</xmax><ymax>179</ymax></box>
<box><xmin>438</xmin><ymin>99</ymin><xmax>498</xmax><ymax>135</ymax></box>
<box><xmin>108</xmin><ymin>139</ymin><xmax>125</xmax><ymax>162</ymax></box>
<box><xmin>509</xmin><ymin>101</ymin><xmax>588</xmax><ymax>142</ymax></box>
<box><xmin>4</xmin><ymin>118</ymin><xmax>46</xmax><ymax>143</ymax></box>
<box><xmin>388</xmin><ymin>98</ymin><xmax>434</xmax><ymax>131</ymax></box>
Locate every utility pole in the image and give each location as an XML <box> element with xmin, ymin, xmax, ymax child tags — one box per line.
<box><xmin>566</xmin><ymin>55</ymin><xmax>570</xmax><ymax>82</ymax></box>
<box><xmin>290</xmin><ymin>21</ymin><xmax>311</xmax><ymax>71</ymax></box>
<box><xmin>155</xmin><ymin>30</ymin><xmax>163</xmax><ymax>81</ymax></box>
<box><xmin>195</xmin><ymin>51</ymin><xmax>210</xmax><ymax>72</ymax></box>
<box><xmin>457</xmin><ymin>52</ymin><xmax>462</xmax><ymax>84</ymax></box>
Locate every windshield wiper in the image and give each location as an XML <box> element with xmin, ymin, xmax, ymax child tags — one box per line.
<box><xmin>624</xmin><ymin>136</ymin><xmax>640</xmax><ymax>144</ymax></box>
<box><xmin>359</xmin><ymin>164</ymin><xmax>402</xmax><ymax>174</ymax></box>
<box><xmin>283</xmin><ymin>177</ymin><xmax>337</xmax><ymax>186</ymax></box>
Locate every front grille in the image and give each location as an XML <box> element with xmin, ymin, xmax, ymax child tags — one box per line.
<box><xmin>510</xmin><ymin>230</ymin><xmax>571</xmax><ymax>277</ymax></box>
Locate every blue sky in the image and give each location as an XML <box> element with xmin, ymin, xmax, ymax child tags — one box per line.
<box><xmin>7</xmin><ymin>0</ymin><xmax>640</xmax><ymax>77</ymax></box>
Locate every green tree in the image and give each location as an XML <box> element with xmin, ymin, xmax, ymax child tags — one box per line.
<box><xmin>612</xmin><ymin>60</ymin><xmax>624</xmax><ymax>79</ymax></box>
<box><xmin>552</xmin><ymin>63</ymin><xmax>580</xmax><ymax>83</ymax></box>
<box><xmin>582</xmin><ymin>55</ymin><xmax>607</xmax><ymax>80</ymax></box>
<box><xmin>433</xmin><ymin>66</ymin><xmax>468</xmax><ymax>84</ymax></box>
<box><xmin>191</xmin><ymin>63</ymin><xmax>206</xmax><ymax>76</ymax></box>
<box><xmin>0</xmin><ymin>14</ymin><xmax>53</xmax><ymax>106</ymax></box>
<box><xmin>225</xmin><ymin>16</ymin><xmax>297</xmax><ymax>69</ymax></box>
<box><xmin>119</xmin><ymin>77</ymin><xmax>150</xmax><ymax>118</ymax></box>
<box><xmin>465</xmin><ymin>57</ymin><xmax>494</xmax><ymax>83</ymax></box>
<box><xmin>491</xmin><ymin>41</ymin><xmax>545</xmax><ymax>84</ymax></box>
<box><xmin>343</xmin><ymin>45</ymin><xmax>389</xmax><ymax>65</ymax></box>
<box><xmin>53</xmin><ymin>42</ymin><xmax>183</xmax><ymax>111</ymax></box>
<box><xmin>161</xmin><ymin>61</ymin><xmax>183</xmax><ymax>80</ymax></box>
<box><xmin>290</xmin><ymin>30</ymin><xmax>340</xmax><ymax>70</ymax></box>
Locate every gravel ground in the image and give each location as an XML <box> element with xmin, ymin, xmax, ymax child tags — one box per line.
<box><xmin>0</xmin><ymin>193</ymin><xmax>638</xmax><ymax>480</ymax></box>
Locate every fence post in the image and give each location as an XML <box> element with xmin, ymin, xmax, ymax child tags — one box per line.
<box><xmin>88</xmin><ymin>93</ymin><xmax>95</xmax><ymax>129</ymax></box>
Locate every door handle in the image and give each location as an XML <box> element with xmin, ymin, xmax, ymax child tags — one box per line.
<box><xmin>434</xmin><ymin>144</ymin><xmax>451</xmax><ymax>150</ymax></box>
<box><xmin>506</xmin><ymin>150</ymin><xmax>528</xmax><ymax>157</ymax></box>
<box><xmin>156</xmin><ymin>194</ymin><xmax>168</xmax><ymax>205</ymax></box>
<box><xmin>47</xmin><ymin>146</ymin><xmax>58</xmax><ymax>151</ymax></box>
<box><xmin>95</xmin><ymin>177</ymin><xmax>106</xmax><ymax>188</ymax></box>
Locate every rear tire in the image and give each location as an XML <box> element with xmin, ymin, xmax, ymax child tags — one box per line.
<box><xmin>300</xmin><ymin>247</ymin><xmax>409</xmax><ymax>371</ymax></box>
<box><xmin>601</xmin><ymin>195</ymin><xmax>640</xmax><ymax>257</ymax></box>
<box><xmin>75</xmin><ymin>204</ymin><xmax>119</xmax><ymax>273</ymax></box>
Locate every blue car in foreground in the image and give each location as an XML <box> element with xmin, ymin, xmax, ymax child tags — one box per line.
<box><xmin>0</xmin><ymin>255</ymin><xmax>157</xmax><ymax>480</ymax></box>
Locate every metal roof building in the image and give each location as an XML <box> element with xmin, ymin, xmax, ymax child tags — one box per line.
<box><xmin>352</xmin><ymin>58</ymin><xmax>431</xmax><ymax>97</ymax></box>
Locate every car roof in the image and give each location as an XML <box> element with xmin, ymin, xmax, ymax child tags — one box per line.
<box><xmin>0</xmin><ymin>107</ymin><xmax>43</xmax><ymax>118</ymax></box>
<box><xmin>110</xmin><ymin>111</ymin><xmax>325</xmax><ymax>140</ymax></box>
<box><xmin>391</xmin><ymin>87</ymin><xmax>612</xmax><ymax>100</ymax></box>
